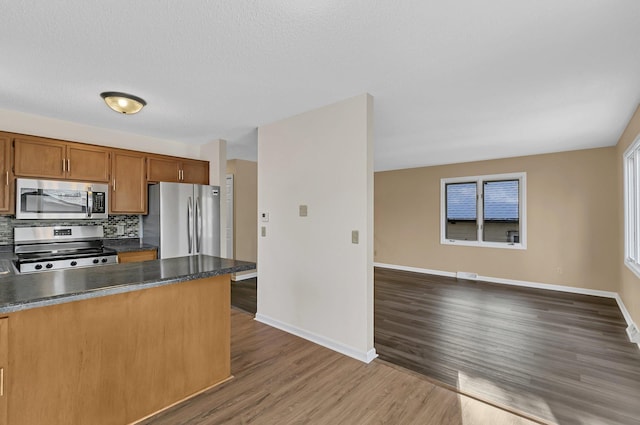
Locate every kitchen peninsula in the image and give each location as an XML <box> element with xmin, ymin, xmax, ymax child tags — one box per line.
<box><xmin>0</xmin><ymin>255</ymin><xmax>255</xmax><ymax>425</ymax></box>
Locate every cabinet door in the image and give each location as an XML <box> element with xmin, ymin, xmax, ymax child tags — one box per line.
<box><xmin>0</xmin><ymin>317</ymin><xmax>7</xmax><ymax>425</ymax></box>
<box><xmin>0</xmin><ymin>136</ymin><xmax>12</xmax><ymax>214</ymax></box>
<box><xmin>111</xmin><ymin>151</ymin><xmax>147</xmax><ymax>214</ymax></box>
<box><xmin>181</xmin><ymin>159</ymin><xmax>209</xmax><ymax>185</ymax></box>
<box><xmin>117</xmin><ymin>250</ymin><xmax>157</xmax><ymax>263</ymax></box>
<box><xmin>147</xmin><ymin>156</ymin><xmax>180</xmax><ymax>183</ymax></box>
<box><xmin>14</xmin><ymin>137</ymin><xmax>66</xmax><ymax>179</ymax></box>
<box><xmin>67</xmin><ymin>143</ymin><xmax>110</xmax><ymax>182</ymax></box>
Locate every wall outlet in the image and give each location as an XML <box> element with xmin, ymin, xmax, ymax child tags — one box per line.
<box><xmin>260</xmin><ymin>212</ymin><xmax>269</xmax><ymax>222</ymax></box>
<box><xmin>299</xmin><ymin>205</ymin><xmax>308</xmax><ymax>217</ymax></box>
<box><xmin>116</xmin><ymin>224</ymin><xmax>125</xmax><ymax>236</ymax></box>
<box><xmin>456</xmin><ymin>271</ymin><xmax>478</xmax><ymax>280</ymax></box>
<box><xmin>352</xmin><ymin>230</ymin><xmax>359</xmax><ymax>244</ymax></box>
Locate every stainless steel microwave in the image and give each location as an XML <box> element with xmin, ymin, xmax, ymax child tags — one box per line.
<box><xmin>16</xmin><ymin>178</ymin><xmax>108</xmax><ymax>219</ymax></box>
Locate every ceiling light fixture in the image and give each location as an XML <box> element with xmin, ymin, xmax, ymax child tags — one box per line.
<box><xmin>100</xmin><ymin>91</ymin><xmax>147</xmax><ymax>114</ymax></box>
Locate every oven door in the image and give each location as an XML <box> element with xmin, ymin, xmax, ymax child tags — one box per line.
<box><xmin>16</xmin><ymin>178</ymin><xmax>108</xmax><ymax>219</ymax></box>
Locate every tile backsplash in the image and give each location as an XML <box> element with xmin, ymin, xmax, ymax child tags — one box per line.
<box><xmin>0</xmin><ymin>215</ymin><xmax>140</xmax><ymax>245</ymax></box>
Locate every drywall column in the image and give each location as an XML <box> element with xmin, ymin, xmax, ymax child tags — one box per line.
<box><xmin>256</xmin><ymin>94</ymin><xmax>375</xmax><ymax>363</ymax></box>
<box><xmin>201</xmin><ymin>139</ymin><xmax>228</xmax><ymax>258</ymax></box>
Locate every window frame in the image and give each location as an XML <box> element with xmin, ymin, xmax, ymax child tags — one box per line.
<box><xmin>623</xmin><ymin>135</ymin><xmax>640</xmax><ymax>278</ymax></box>
<box><xmin>440</xmin><ymin>172</ymin><xmax>527</xmax><ymax>250</ymax></box>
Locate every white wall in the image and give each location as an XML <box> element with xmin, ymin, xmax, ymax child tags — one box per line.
<box><xmin>256</xmin><ymin>94</ymin><xmax>375</xmax><ymax>363</ymax></box>
<box><xmin>0</xmin><ymin>108</ymin><xmax>201</xmax><ymax>158</ymax></box>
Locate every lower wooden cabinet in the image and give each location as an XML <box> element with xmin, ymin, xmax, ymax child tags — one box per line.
<box><xmin>0</xmin><ymin>317</ymin><xmax>8</xmax><ymax>425</ymax></box>
<box><xmin>3</xmin><ymin>276</ymin><xmax>230</xmax><ymax>425</ymax></box>
<box><xmin>117</xmin><ymin>249</ymin><xmax>157</xmax><ymax>263</ymax></box>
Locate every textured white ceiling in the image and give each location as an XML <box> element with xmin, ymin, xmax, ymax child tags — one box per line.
<box><xmin>1</xmin><ymin>1</ymin><xmax>639</xmax><ymax>170</ymax></box>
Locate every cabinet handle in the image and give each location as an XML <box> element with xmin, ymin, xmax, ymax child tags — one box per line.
<box><xmin>62</xmin><ymin>159</ymin><xmax>66</xmax><ymax>172</ymax></box>
<box><xmin>113</xmin><ymin>178</ymin><xmax>116</xmax><ymax>191</ymax></box>
<box><xmin>1</xmin><ymin>367</ymin><xmax>4</xmax><ymax>396</ymax></box>
<box><xmin>5</xmin><ymin>171</ymin><xmax>8</xmax><ymax>186</ymax></box>
<box><xmin>67</xmin><ymin>158</ymin><xmax>71</xmax><ymax>174</ymax></box>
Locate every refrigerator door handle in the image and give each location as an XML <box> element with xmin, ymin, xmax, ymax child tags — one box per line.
<box><xmin>195</xmin><ymin>196</ymin><xmax>202</xmax><ymax>253</ymax></box>
<box><xmin>187</xmin><ymin>196</ymin><xmax>193</xmax><ymax>254</ymax></box>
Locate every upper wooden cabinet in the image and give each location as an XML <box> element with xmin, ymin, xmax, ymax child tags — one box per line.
<box><xmin>181</xmin><ymin>159</ymin><xmax>209</xmax><ymax>185</ymax></box>
<box><xmin>14</xmin><ymin>136</ymin><xmax>110</xmax><ymax>183</ymax></box>
<box><xmin>0</xmin><ymin>134</ymin><xmax>13</xmax><ymax>214</ymax></box>
<box><xmin>110</xmin><ymin>150</ymin><xmax>147</xmax><ymax>215</ymax></box>
<box><xmin>146</xmin><ymin>156</ymin><xmax>180</xmax><ymax>183</ymax></box>
<box><xmin>66</xmin><ymin>144</ymin><xmax>110</xmax><ymax>182</ymax></box>
<box><xmin>147</xmin><ymin>155</ymin><xmax>209</xmax><ymax>185</ymax></box>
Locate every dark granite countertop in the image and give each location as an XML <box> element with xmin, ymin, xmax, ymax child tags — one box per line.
<box><xmin>0</xmin><ymin>255</ymin><xmax>255</xmax><ymax>314</ymax></box>
<box><xmin>102</xmin><ymin>238</ymin><xmax>158</xmax><ymax>253</ymax></box>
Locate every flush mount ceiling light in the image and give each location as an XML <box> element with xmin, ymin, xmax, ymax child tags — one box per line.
<box><xmin>100</xmin><ymin>91</ymin><xmax>147</xmax><ymax>114</ymax></box>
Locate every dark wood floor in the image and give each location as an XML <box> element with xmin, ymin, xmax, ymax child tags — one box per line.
<box><xmin>231</xmin><ymin>270</ymin><xmax>640</xmax><ymax>425</ymax></box>
<box><xmin>375</xmin><ymin>268</ymin><xmax>640</xmax><ymax>425</ymax></box>
<box><xmin>230</xmin><ymin>277</ymin><xmax>257</xmax><ymax>314</ymax></box>
<box><xmin>144</xmin><ymin>308</ymin><xmax>538</xmax><ymax>425</ymax></box>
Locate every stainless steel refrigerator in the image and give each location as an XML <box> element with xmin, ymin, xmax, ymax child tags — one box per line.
<box><xmin>143</xmin><ymin>182</ymin><xmax>220</xmax><ymax>259</ymax></box>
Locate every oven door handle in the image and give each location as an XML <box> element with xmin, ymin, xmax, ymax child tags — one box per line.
<box><xmin>187</xmin><ymin>197</ymin><xmax>193</xmax><ymax>254</ymax></box>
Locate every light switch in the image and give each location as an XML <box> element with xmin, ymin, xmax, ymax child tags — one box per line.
<box><xmin>261</xmin><ymin>226</ymin><xmax>266</xmax><ymax>237</ymax></box>
<box><xmin>299</xmin><ymin>205</ymin><xmax>308</xmax><ymax>217</ymax></box>
<box><xmin>352</xmin><ymin>230</ymin><xmax>359</xmax><ymax>244</ymax></box>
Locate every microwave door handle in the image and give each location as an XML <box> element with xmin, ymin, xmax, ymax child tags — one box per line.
<box><xmin>187</xmin><ymin>197</ymin><xmax>193</xmax><ymax>254</ymax></box>
<box><xmin>87</xmin><ymin>189</ymin><xmax>93</xmax><ymax>218</ymax></box>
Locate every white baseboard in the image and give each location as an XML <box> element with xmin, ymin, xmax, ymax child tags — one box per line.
<box><xmin>374</xmin><ymin>262</ymin><xmax>640</xmax><ymax>349</ymax></box>
<box><xmin>231</xmin><ymin>271</ymin><xmax>257</xmax><ymax>281</ymax></box>
<box><xmin>255</xmin><ymin>313</ymin><xmax>378</xmax><ymax>364</ymax></box>
<box><xmin>475</xmin><ymin>275</ymin><xmax>618</xmax><ymax>299</ymax></box>
<box><xmin>374</xmin><ymin>262</ymin><xmax>456</xmax><ymax>278</ymax></box>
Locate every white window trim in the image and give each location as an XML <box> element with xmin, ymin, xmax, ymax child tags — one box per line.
<box><xmin>440</xmin><ymin>172</ymin><xmax>527</xmax><ymax>250</ymax></box>
<box><xmin>623</xmin><ymin>135</ymin><xmax>640</xmax><ymax>279</ymax></box>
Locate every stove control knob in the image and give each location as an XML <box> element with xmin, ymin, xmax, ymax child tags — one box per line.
<box><xmin>101</xmin><ymin>258</ymin><xmax>108</xmax><ymax>263</ymax></box>
<box><xmin>45</xmin><ymin>263</ymin><xmax>53</xmax><ymax>269</ymax></box>
<box><xmin>70</xmin><ymin>261</ymin><xmax>77</xmax><ymax>267</ymax></box>
<box><xmin>93</xmin><ymin>259</ymin><xmax>100</xmax><ymax>264</ymax></box>
<box><xmin>35</xmin><ymin>264</ymin><xmax>43</xmax><ymax>270</ymax></box>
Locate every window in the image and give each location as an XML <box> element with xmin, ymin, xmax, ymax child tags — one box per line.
<box><xmin>441</xmin><ymin>172</ymin><xmax>526</xmax><ymax>249</ymax></box>
<box><xmin>624</xmin><ymin>136</ymin><xmax>640</xmax><ymax>277</ymax></box>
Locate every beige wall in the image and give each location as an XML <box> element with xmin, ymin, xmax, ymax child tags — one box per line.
<box><xmin>226</xmin><ymin>159</ymin><xmax>257</xmax><ymax>265</ymax></box>
<box><xmin>616</xmin><ymin>105</ymin><xmax>640</xmax><ymax>327</ymax></box>
<box><xmin>375</xmin><ymin>147</ymin><xmax>618</xmax><ymax>292</ymax></box>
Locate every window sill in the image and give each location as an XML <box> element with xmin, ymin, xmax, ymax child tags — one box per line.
<box><xmin>625</xmin><ymin>259</ymin><xmax>640</xmax><ymax>280</ymax></box>
<box><xmin>441</xmin><ymin>239</ymin><xmax>526</xmax><ymax>250</ymax></box>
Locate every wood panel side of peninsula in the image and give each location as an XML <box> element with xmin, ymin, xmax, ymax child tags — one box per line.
<box><xmin>5</xmin><ymin>275</ymin><xmax>230</xmax><ymax>425</ymax></box>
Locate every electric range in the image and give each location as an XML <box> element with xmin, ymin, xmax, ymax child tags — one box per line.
<box><xmin>14</xmin><ymin>225</ymin><xmax>118</xmax><ymax>273</ymax></box>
